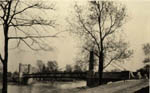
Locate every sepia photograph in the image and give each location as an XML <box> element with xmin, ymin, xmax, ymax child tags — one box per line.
<box><xmin>0</xmin><ymin>0</ymin><xmax>149</xmax><ymax>93</ymax></box>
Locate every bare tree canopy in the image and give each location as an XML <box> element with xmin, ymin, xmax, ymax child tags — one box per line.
<box><xmin>143</xmin><ymin>43</ymin><xmax>150</xmax><ymax>56</ymax></box>
<box><xmin>137</xmin><ymin>44</ymin><xmax>149</xmax><ymax>78</ymax></box>
<box><xmin>68</xmin><ymin>1</ymin><xmax>133</xmax><ymax>85</ymax></box>
<box><xmin>47</xmin><ymin>60</ymin><xmax>58</xmax><ymax>72</ymax></box>
<box><xmin>36</xmin><ymin>60</ymin><xmax>45</xmax><ymax>73</ymax></box>
<box><xmin>73</xmin><ymin>60</ymin><xmax>87</xmax><ymax>72</ymax></box>
<box><xmin>65</xmin><ymin>64</ymin><xmax>73</xmax><ymax>72</ymax></box>
<box><xmin>0</xmin><ymin>0</ymin><xmax>57</xmax><ymax>52</ymax></box>
<box><xmin>0</xmin><ymin>0</ymin><xmax>58</xmax><ymax>92</ymax></box>
<box><xmin>143</xmin><ymin>43</ymin><xmax>150</xmax><ymax>63</ymax></box>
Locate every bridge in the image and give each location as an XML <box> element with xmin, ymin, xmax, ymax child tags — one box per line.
<box><xmin>18</xmin><ymin>63</ymin><xmax>88</xmax><ymax>84</ymax></box>
<box><xmin>23</xmin><ymin>72</ymin><xmax>87</xmax><ymax>79</ymax></box>
<box><xmin>18</xmin><ymin>63</ymin><xmax>133</xmax><ymax>85</ymax></box>
<box><xmin>22</xmin><ymin>72</ymin><xmax>87</xmax><ymax>83</ymax></box>
<box><xmin>17</xmin><ymin>51</ymin><xmax>139</xmax><ymax>86</ymax></box>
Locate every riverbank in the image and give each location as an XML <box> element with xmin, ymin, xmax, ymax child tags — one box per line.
<box><xmin>0</xmin><ymin>79</ymin><xmax>149</xmax><ymax>93</ymax></box>
<box><xmin>34</xmin><ymin>79</ymin><xmax>148</xmax><ymax>93</ymax></box>
<box><xmin>70</xmin><ymin>79</ymin><xmax>149</xmax><ymax>93</ymax></box>
<box><xmin>0</xmin><ymin>81</ymin><xmax>86</xmax><ymax>93</ymax></box>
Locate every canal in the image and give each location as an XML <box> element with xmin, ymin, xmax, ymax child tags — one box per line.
<box><xmin>0</xmin><ymin>81</ymin><xmax>86</xmax><ymax>93</ymax></box>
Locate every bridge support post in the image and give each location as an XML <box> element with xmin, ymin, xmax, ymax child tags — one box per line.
<box><xmin>18</xmin><ymin>63</ymin><xmax>31</xmax><ymax>84</ymax></box>
<box><xmin>28</xmin><ymin>64</ymin><xmax>31</xmax><ymax>74</ymax></box>
<box><xmin>87</xmin><ymin>51</ymin><xmax>98</xmax><ymax>87</ymax></box>
<box><xmin>21</xmin><ymin>77</ymin><xmax>29</xmax><ymax>85</ymax></box>
<box><xmin>18</xmin><ymin>63</ymin><xmax>23</xmax><ymax>84</ymax></box>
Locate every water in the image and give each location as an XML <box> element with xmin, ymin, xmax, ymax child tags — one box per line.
<box><xmin>0</xmin><ymin>81</ymin><xmax>86</xmax><ymax>93</ymax></box>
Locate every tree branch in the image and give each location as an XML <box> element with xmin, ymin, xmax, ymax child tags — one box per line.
<box><xmin>102</xmin><ymin>20</ymin><xmax>116</xmax><ymax>41</ymax></box>
<box><xmin>103</xmin><ymin>56</ymin><xmax>116</xmax><ymax>69</ymax></box>
<box><xmin>5</xmin><ymin>1</ymin><xmax>12</xmax><ymax>23</ymax></box>
<box><xmin>77</xmin><ymin>9</ymin><xmax>100</xmax><ymax>51</ymax></box>
<box><xmin>8</xmin><ymin>35</ymin><xmax>57</xmax><ymax>40</ymax></box>
<box><xmin>9</xmin><ymin>18</ymin><xmax>55</xmax><ymax>27</ymax></box>
<box><xmin>9</xmin><ymin>39</ymin><xmax>21</xmax><ymax>50</ymax></box>
<box><xmin>0</xmin><ymin>1</ymin><xmax>7</xmax><ymax>20</ymax></box>
<box><xmin>21</xmin><ymin>39</ymin><xmax>41</xmax><ymax>51</ymax></box>
<box><xmin>103</xmin><ymin>44</ymin><xmax>131</xmax><ymax>70</ymax></box>
<box><xmin>0</xmin><ymin>54</ymin><xmax>3</xmax><ymax>63</ymax></box>
<box><xmin>83</xmin><ymin>46</ymin><xmax>99</xmax><ymax>57</ymax></box>
<box><xmin>97</xmin><ymin>1</ymin><xmax>104</xmax><ymax>42</ymax></box>
<box><xmin>8</xmin><ymin>3</ymin><xmax>38</xmax><ymax>24</ymax></box>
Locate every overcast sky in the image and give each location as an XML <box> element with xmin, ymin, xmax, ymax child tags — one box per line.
<box><xmin>0</xmin><ymin>0</ymin><xmax>150</xmax><ymax>72</ymax></box>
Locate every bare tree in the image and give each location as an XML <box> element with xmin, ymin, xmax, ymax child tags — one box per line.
<box><xmin>68</xmin><ymin>1</ymin><xmax>133</xmax><ymax>85</ymax></box>
<box><xmin>65</xmin><ymin>64</ymin><xmax>73</xmax><ymax>72</ymax></box>
<box><xmin>0</xmin><ymin>0</ymin><xmax>57</xmax><ymax>92</ymax></box>
<box><xmin>36</xmin><ymin>60</ymin><xmax>45</xmax><ymax>73</ymax></box>
<box><xmin>139</xmin><ymin>43</ymin><xmax>150</xmax><ymax>76</ymax></box>
<box><xmin>47</xmin><ymin>60</ymin><xmax>58</xmax><ymax>72</ymax></box>
<box><xmin>143</xmin><ymin>43</ymin><xmax>150</xmax><ymax>63</ymax></box>
<box><xmin>73</xmin><ymin>60</ymin><xmax>87</xmax><ymax>72</ymax></box>
<box><xmin>143</xmin><ymin>43</ymin><xmax>150</xmax><ymax>56</ymax></box>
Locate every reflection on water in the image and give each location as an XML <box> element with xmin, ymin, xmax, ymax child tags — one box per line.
<box><xmin>4</xmin><ymin>81</ymin><xmax>86</xmax><ymax>93</ymax></box>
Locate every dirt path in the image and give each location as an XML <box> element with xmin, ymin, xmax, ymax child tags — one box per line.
<box><xmin>114</xmin><ymin>80</ymin><xmax>148</xmax><ymax>93</ymax></box>
<box><xmin>75</xmin><ymin>79</ymin><xmax>149</xmax><ymax>93</ymax></box>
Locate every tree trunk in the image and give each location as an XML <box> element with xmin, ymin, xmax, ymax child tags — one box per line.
<box><xmin>2</xmin><ymin>25</ymin><xmax>9</xmax><ymax>93</ymax></box>
<box><xmin>2</xmin><ymin>62</ymin><xmax>8</xmax><ymax>93</ymax></box>
<box><xmin>98</xmin><ymin>52</ymin><xmax>104</xmax><ymax>85</ymax></box>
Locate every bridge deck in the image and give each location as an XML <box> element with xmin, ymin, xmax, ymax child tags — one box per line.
<box><xmin>23</xmin><ymin>72</ymin><xmax>87</xmax><ymax>79</ymax></box>
<box><xmin>23</xmin><ymin>71</ymin><xmax>131</xmax><ymax>80</ymax></box>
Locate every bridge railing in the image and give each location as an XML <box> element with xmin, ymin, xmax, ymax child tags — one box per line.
<box><xmin>23</xmin><ymin>72</ymin><xmax>87</xmax><ymax>79</ymax></box>
<box><xmin>23</xmin><ymin>71</ymin><xmax>136</xmax><ymax>81</ymax></box>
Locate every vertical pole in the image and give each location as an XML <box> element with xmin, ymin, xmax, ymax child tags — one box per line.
<box><xmin>19</xmin><ymin>63</ymin><xmax>22</xmax><ymax>75</ymax></box>
<box><xmin>89</xmin><ymin>51</ymin><xmax>94</xmax><ymax>71</ymax></box>
<box><xmin>129</xmin><ymin>71</ymin><xmax>130</xmax><ymax>79</ymax></box>
<box><xmin>19</xmin><ymin>63</ymin><xmax>22</xmax><ymax>83</ymax></box>
<box><xmin>28</xmin><ymin>64</ymin><xmax>31</xmax><ymax>74</ymax></box>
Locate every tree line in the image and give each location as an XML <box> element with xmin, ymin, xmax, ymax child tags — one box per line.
<box><xmin>34</xmin><ymin>60</ymin><xmax>88</xmax><ymax>73</ymax></box>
